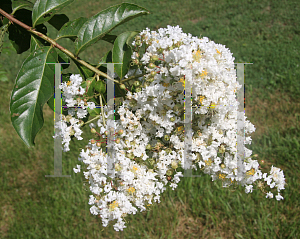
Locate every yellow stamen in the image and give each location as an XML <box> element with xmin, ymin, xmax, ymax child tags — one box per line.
<box><xmin>204</xmin><ymin>158</ymin><xmax>213</xmax><ymax>166</ymax></box>
<box><xmin>132</xmin><ymin>166</ymin><xmax>138</xmax><ymax>172</ymax></box>
<box><xmin>163</xmin><ymin>83</ymin><xmax>170</xmax><ymax>87</ymax></box>
<box><xmin>109</xmin><ymin>201</ymin><xmax>119</xmax><ymax>211</ymax></box>
<box><xmin>218</xmin><ymin>173</ymin><xmax>226</xmax><ymax>180</ymax></box>
<box><xmin>66</xmin><ymin>81</ymin><xmax>71</xmax><ymax>86</ymax></box>
<box><xmin>216</xmin><ymin>49</ymin><xmax>221</xmax><ymax>54</ymax></box>
<box><xmin>127</xmin><ymin>187</ymin><xmax>136</xmax><ymax>194</ymax></box>
<box><xmin>192</xmin><ymin>49</ymin><xmax>202</xmax><ymax>62</ymax></box>
<box><xmin>198</xmin><ymin>96</ymin><xmax>205</xmax><ymax>104</ymax></box>
<box><xmin>246</xmin><ymin>168</ymin><xmax>256</xmax><ymax>176</ymax></box>
<box><xmin>200</xmin><ymin>70</ymin><xmax>208</xmax><ymax>78</ymax></box>
<box><xmin>179</xmin><ymin>77</ymin><xmax>185</xmax><ymax>87</ymax></box>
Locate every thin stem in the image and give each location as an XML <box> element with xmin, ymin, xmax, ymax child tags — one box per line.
<box><xmin>97</xmin><ymin>75</ymin><xmax>106</xmax><ymax>127</ymax></box>
<box><xmin>84</xmin><ymin>115</ymin><xmax>101</xmax><ymax>125</ymax></box>
<box><xmin>0</xmin><ymin>8</ymin><xmax>119</xmax><ymax>84</ymax></box>
<box><xmin>121</xmin><ymin>73</ymin><xmax>144</xmax><ymax>83</ymax></box>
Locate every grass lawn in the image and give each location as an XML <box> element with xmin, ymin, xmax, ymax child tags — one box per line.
<box><xmin>1</xmin><ymin>0</ymin><xmax>300</xmax><ymax>238</ymax></box>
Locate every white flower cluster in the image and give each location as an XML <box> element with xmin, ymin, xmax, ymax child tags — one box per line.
<box><xmin>55</xmin><ymin>26</ymin><xmax>286</xmax><ymax>231</ymax></box>
<box><xmin>53</xmin><ymin>74</ymin><xmax>96</xmax><ymax>151</ymax></box>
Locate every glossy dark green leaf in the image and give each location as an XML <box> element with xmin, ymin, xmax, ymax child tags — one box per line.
<box><xmin>47</xmin><ymin>14</ymin><xmax>69</xmax><ymax>31</ymax></box>
<box><xmin>8</xmin><ymin>9</ymin><xmax>32</xmax><ymax>54</ymax></box>
<box><xmin>10</xmin><ymin>46</ymin><xmax>57</xmax><ymax>147</ymax></box>
<box><xmin>12</xmin><ymin>0</ymin><xmax>34</xmax><ymax>14</ymax></box>
<box><xmin>55</xmin><ymin>17</ymin><xmax>87</xmax><ymax>41</ymax></box>
<box><xmin>87</xmin><ymin>107</ymin><xmax>101</xmax><ymax>118</ymax></box>
<box><xmin>113</xmin><ymin>31</ymin><xmax>138</xmax><ymax>79</ymax></box>
<box><xmin>98</xmin><ymin>49</ymin><xmax>112</xmax><ymax>65</ymax></box>
<box><xmin>73</xmin><ymin>60</ymin><xmax>96</xmax><ymax>80</ymax></box>
<box><xmin>101</xmin><ymin>34</ymin><xmax>117</xmax><ymax>44</ymax></box>
<box><xmin>56</xmin><ymin>48</ymin><xmax>70</xmax><ymax>69</ymax></box>
<box><xmin>94</xmin><ymin>80</ymin><xmax>106</xmax><ymax>94</ymax></box>
<box><xmin>32</xmin><ymin>0</ymin><xmax>74</xmax><ymax>27</ymax></box>
<box><xmin>75</xmin><ymin>3</ymin><xmax>150</xmax><ymax>56</ymax></box>
<box><xmin>30</xmin><ymin>24</ymin><xmax>49</xmax><ymax>52</ymax></box>
<box><xmin>47</xmin><ymin>73</ymin><xmax>69</xmax><ymax>111</ymax></box>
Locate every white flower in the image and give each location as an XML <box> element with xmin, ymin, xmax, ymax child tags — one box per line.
<box><xmin>73</xmin><ymin>164</ymin><xmax>81</xmax><ymax>173</ymax></box>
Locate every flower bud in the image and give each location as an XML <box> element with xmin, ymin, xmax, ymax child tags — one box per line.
<box><xmin>135</xmin><ymin>35</ymin><xmax>141</xmax><ymax>40</ymax></box>
<box><xmin>171</xmin><ymin>161</ymin><xmax>178</xmax><ymax>169</ymax></box>
<box><xmin>165</xmin><ymin>148</ymin><xmax>172</xmax><ymax>154</ymax></box>
<box><xmin>170</xmin><ymin>117</ymin><xmax>175</xmax><ymax>122</ymax></box>
<box><xmin>151</xmin><ymin>55</ymin><xmax>159</xmax><ymax>61</ymax></box>
<box><xmin>91</xmin><ymin>139</ymin><xmax>96</xmax><ymax>144</ymax></box>
<box><xmin>96</xmin><ymin>142</ymin><xmax>101</xmax><ymax>147</ymax></box>
<box><xmin>133</xmin><ymin>81</ymin><xmax>140</xmax><ymax>87</ymax></box>
<box><xmin>120</xmin><ymin>84</ymin><xmax>126</xmax><ymax>90</ymax></box>
<box><xmin>104</xmin><ymin>131</ymin><xmax>108</xmax><ymax>136</ymax></box>
<box><xmin>167</xmin><ymin>176</ymin><xmax>172</xmax><ymax>181</ymax></box>
<box><xmin>150</xmin><ymin>71</ymin><xmax>157</xmax><ymax>77</ymax></box>
<box><xmin>148</xmin><ymin>158</ymin><xmax>155</xmax><ymax>166</ymax></box>
<box><xmin>166</xmin><ymin>169</ymin><xmax>173</xmax><ymax>176</ymax></box>
<box><xmin>95</xmin><ymin>164</ymin><xmax>101</xmax><ymax>170</ymax></box>
<box><xmin>148</xmin><ymin>63</ymin><xmax>156</xmax><ymax>69</ymax></box>
<box><xmin>78</xmin><ymin>120</ymin><xmax>84</xmax><ymax>127</ymax></box>
<box><xmin>135</xmin><ymin>40</ymin><xmax>141</xmax><ymax>46</ymax></box>
<box><xmin>147</xmin><ymin>77</ymin><xmax>154</xmax><ymax>83</ymax></box>
<box><xmin>115</xmin><ymin>138</ymin><xmax>120</xmax><ymax>144</ymax></box>
<box><xmin>118</xmin><ymin>129</ymin><xmax>124</xmax><ymax>135</ymax></box>
<box><xmin>136</xmin><ymin>87</ymin><xmax>142</xmax><ymax>92</ymax></box>
<box><xmin>91</xmin><ymin>128</ymin><xmax>97</xmax><ymax>134</ymax></box>
<box><xmin>164</xmin><ymin>135</ymin><xmax>170</xmax><ymax>141</ymax></box>
<box><xmin>146</xmin><ymin>144</ymin><xmax>152</xmax><ymax>150</ymax></box>
<box><xmin>66</xmin><ymin>115</ymin><xmax>72</xmax><ymax>123</ymax></box>
<box><xmin>219</xmin><ymin>145</ymin><xmax>226</xmax><ymax>154</ymax></box>
<box><xmin>132</xmin><ymin>59</ymin><xmax>139</xmax><ymax>65</ymax></box>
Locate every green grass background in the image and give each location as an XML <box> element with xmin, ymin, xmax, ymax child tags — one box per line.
<box><xmin>1</xmin><ymin>0</ymin><xmax>300</xmax><ymax>238</ymax></box>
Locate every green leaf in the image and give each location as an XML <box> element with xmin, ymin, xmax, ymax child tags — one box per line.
<box><xmin>94</xmin><ymin>80</ymin><xmax>106</xmax><ymax>94</ymax></box>
<box><xmin>30</xmin><ymin>24</ymin><xmax>49</xmax><ymax>52</ymax></box>
<box><xmin>0</xmin><ymin>24</ymin><xmax>9</xmax><ymax>56</ymax></box>
<box><xmin>10</xmin><ymin>46</ymin><xmax>57</xmax><ymax>147</ymax></box>
<box><xmin>113</xmin><ymin>31</ymin><xmax>138</xmax><ymax>79</ymax></box>
<box><xmin>87</xmin><ymin>107</ymin><xmax>101</xmax><ymax>118</ymax></box>
<box><xmin>101</xmin><ymin>34</ymin><xmax>117</xmax><ymax>44</ymax></box>
<box><xmin>32</xmin><ymin>0</ymin><xmax>74</xmax><ymax>27</ymax></box>
<box><xmin>47</xmin><ymin>14</ymin><xmax>69</xmax><ymax>31</ymax></box>
<box><xmin>0</xmin><ymin>70</ymin><xmax>9</xmax><ymax>82</ymax></box>
<box><xmin>98</xmin><ymin>49</ymin><xmax>113</xmax><ymax>65</ymax></box>
<box><xmin>75</xmin><ymin>3</ymin><xmax>150</xmax><ymax>56</ymax></box>
<box><xmin>73</xmin><ymin>60</ymin><xmax>96</xmax><ymax>80</ymax></box>
<box><xmin>12</xmin><ymin>0</ymin><xmax>34</xmax><ymax>14</ymax></box>
<box><xmin>55</xmin><ymin>17</ymin><xmax>87</xmax><ymax>41</ymax></box>
<box><xmin>8</xmin><ymin>9</ymin><xmax>32</xmax><ymax>54</ymax></box>
<box><xmin>47</xmin><ymin>73</ymin><xmax>69</xmax><ymax>111</ymax></box>
<box><xmin>56</xmin><ymin>48</ymin><xmax>70</xmax><ymax>69</ymax></box>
